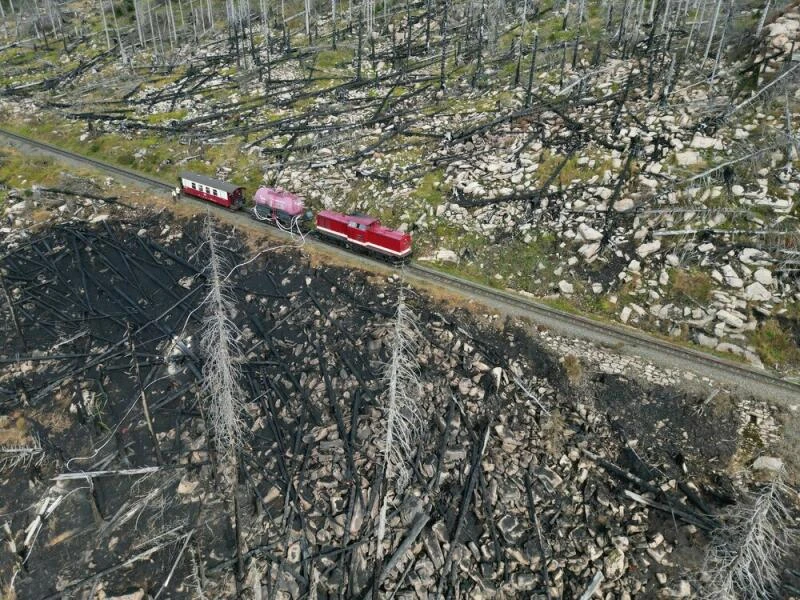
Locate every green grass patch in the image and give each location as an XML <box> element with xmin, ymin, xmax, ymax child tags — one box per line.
<box><xmin>145</xmin><ymin>109</ymin><xmax>189</xmax><ymax>125</ymax></box>
<box><xmin>412</xmin><ymin>169</ymin><xmax>445</xmax><ymax>205</ymax></box>
<box><xmin>313</xmin><ymin>48</ymin><xmax>354</xmax><ymax>70</ymax></box>
<box><xmin>0</xmin><ymin>148</ymin><xmax>63</xmax><ymax>188</ymax></box>
<box><xmin>749</xmin><ymin>319</ymin><xmax>800</xmax><ymax>370</ymax></box>
<box><xmin>668</xmin><ymin>268</ymin><xmax>714</xmax><ymax>304</ymax></box>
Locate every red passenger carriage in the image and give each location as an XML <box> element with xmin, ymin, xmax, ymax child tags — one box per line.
<box><xmin>179</xmin><ymin>172</ymin><xmax>245</xmax><ymax>210</ymax></box>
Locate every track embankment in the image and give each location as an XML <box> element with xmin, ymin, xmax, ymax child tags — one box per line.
<box><xmin>2</xmin><ymin>127</ymin><xmax>798</xmax><ymax>406</ymax></box>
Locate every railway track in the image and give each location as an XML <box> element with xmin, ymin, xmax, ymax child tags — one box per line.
<box><xmin>2</xmin><ymin>126</ymin><xmax>799</xmax><ymax>405</ymax></box>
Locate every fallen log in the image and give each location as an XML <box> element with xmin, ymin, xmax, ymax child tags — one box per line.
<box><xmin>377</xmin><ymin>512</ymin><xmax>430</xmax><ymax>586</ymax></box>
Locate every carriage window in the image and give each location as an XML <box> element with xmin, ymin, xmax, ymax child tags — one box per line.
<box><xmin>348</xmin><ymin>222</ymin><xmax>358</xmax><ymax>228</ymax></box>
<box><xmin>191</xmin><ymin>182</ymin><xmax>196</xmax><ymax>189</ymax></box>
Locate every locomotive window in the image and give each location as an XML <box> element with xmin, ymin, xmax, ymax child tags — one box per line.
<box><xmin>191</xmin><ymin>182</ymin><xmax>196</xmax><ymax>189</ymax></box>
<box><xmin>348</xmin><ymin>222</ymin><xmax>357</xmax><ymax>228</ymax></box>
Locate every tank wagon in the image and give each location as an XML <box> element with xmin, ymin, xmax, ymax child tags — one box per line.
<box><xmin>252</xmin><ymin>187</ymin><xmax>313</xmax><ymax>228</ymax></box>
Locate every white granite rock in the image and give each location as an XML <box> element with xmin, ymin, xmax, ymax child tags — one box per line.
<box><xmin>636</xmin><ymin>241</ymin><xmax>661</xmax><ymax>258</ymax></box>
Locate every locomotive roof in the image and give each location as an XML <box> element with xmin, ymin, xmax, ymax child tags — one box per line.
<box><xmin>318</xmin><ymin>210</ymin><xmax>378</xmax><ymax>226</ymax></box>
<box><xmin>180</xmin><ymin>171</ymin><xmax>242</xmax><ymax>193</ymax></box>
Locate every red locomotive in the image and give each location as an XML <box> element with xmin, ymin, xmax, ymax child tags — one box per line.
<box><xmin>177</xmin><ymin>173</ymin><xmax>412</xmax><ymax>261</ymax></box>
<box><xmin>315</xmin><ymin>210</ymin><xmax>412</xmax><ymax>259</ymax></box>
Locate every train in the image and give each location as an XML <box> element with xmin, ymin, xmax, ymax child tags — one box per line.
<box><xmin>178</xmin><ymin>171</ymin><xmax>413</xmax><ymax>261</ymax></box>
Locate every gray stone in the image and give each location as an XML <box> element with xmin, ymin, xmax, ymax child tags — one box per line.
<box><xmin>717</xmin><ymin>310</ymin><xmax>744</xmax><ymax>328</ymax></box>
<box><xmin>578</xmin><ymin>222</ymin><xmax>603</xmax><ymax>241</ymax></box>
<box><xmin>670</xmin><ymin>580</ymin><xmax>692</xmax><ymax>598</ymax></box>
<box><xmin>107</xmin><ymin>591</ymin><xmax>145</xmax><ymax>600</ymax></box>
<box><xmin>690</xmin><ymin>134</ymin><xmax>722</xmax><ymax>150</ymax></box>
<box><xmin>558</xmin><ymin>280</ymin><xmax>574</xmax><ymax>294</ymax></box>
<box><xmin>613</xmin><ymin>198</ymin><xmax>635</xmax><ymax>212</ymax></box>
<box><xmin>435</xmin><ymin>249</ymin><xmax>459</xmax><ymax>263</ymax></box>
<box><xmin>513</xmin><ymin>573</ymin><xmax>537</xmax><ymax>591</ymax></box>
<box><xmin>497</xmin><ymin>514</ymin><xmax>524</xmax><ymax>544</ymax></box>
<box><xmin>603</xmin><ymin>547</ymin><xmax>626</xmax><ymax>580</ymax></box>
<box><xmin>696</xmin><ymin>333</ymin><xmax>718</xmax><ymax>348</ymax></box>
<box><xmin>752</xmin><ymin>456</ymin><xmax>784</xmax><ymax>472</ymax></box>
<box><xmin>287</xmin><ymin>541</ymin><xmax>301</xmax><ymax>563</ymax></box>
<box><xmin>177</xmin><ymin>476</ymin><xmax>199</xmax><ymax>495</ymax></box>
<box><xmin>744</xmin><ymin>282</ymin><xmax>771</xmax><ymax>302</ymax></box>
<box><xmin>423</xmin><ymin>529</ymin><xmax>445</xmax><ymax>569</ymax></box>
<box><xmin>675</xmin><ymin>150</ymin><xmax>701</xmax><ymax>166</ymax></box>
<box><xmin>753</xmin><ymin>268</ymin><xmax>773</xmax><ymax>286</ymax></box>
<box><xmin>636</xmin><ymin>240</ymin><xmax>661</xmax><ymax>258</ymax></box>
<box><xmin>716</xmin><ymin>342</ymin><xmax>745</xmax><ymax>357</ymax></box>
<box><xmin>740</xmin><ymin>248</ymin><xmax>771</xmax><ymax>266</ymax></box>
<box><xmin>6</xmin><ymin>201</ymin><xmax>28</xmax><ymax>215</ymax></box>
<box><xmin>536</xmin><ymin>465</ymin><xmax>563</xmax><ymax>490</ymax></box>
<box><xmin>721</xmin><ymin>264</ymin><xmax>743</xmax><ymax>288</ymax></box>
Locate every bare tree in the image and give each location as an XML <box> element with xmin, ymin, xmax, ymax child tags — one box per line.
<box><xmin>199</xmin><ymin>217</ymin><xmax>247</xmax><ymax>454</ymax></box>
<box><xmin>375</xmin><ymin>288</ymin><xmax>424</xmax><ymax>567</ymax></box>
<box><xmin>701</xmin><ymin>469</ymin><xmax>798</xmax><ymax>599</ymax></box>
<box><xmin>0</xmin><ymin>434</ymin><xmax>46</xmax><ymax>472</ymax></box>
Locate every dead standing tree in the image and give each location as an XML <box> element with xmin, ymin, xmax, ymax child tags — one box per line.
<box><xmin>701</xmin><ymin>469</ymin><xmax>798</xmax><ymax>599</ymax></box>
<box><xmin>373</xmin><ymin>287</ymin><xmax>425</xmax><ymax>594</ymax></box>
<box><xmin>199</xmin><ymin>217</ymin><xmax>248</xmax><ymax>456</ymax></box>
<box><xmin>198</xmin><ymin>216</ymin><xmax>249</xmax><ymax>592</ymax></box>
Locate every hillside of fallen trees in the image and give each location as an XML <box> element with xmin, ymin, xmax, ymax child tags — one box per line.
<box><xmin>1</xmin><ymin>0</ymin><xmax>800</xmax><ymax>596</ymax></box>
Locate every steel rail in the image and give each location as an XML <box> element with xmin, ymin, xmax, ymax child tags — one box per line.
<box><xmin>0</xmin><ymin>127</ymin><xmax>175</xmax><ymax>192</ymax></box>
<box><xmin>2</xmin><ymin>127</ymin><xmax>799</xmax><ymax>404</ymax></box>
<box><xmin>408</xmin><ymin>264</ymin><xmax>800</xmax><ymax>402</ymax></box>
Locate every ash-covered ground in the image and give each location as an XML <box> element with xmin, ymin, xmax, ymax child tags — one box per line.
<box><xmin>0</xmin><ymin>205</ymin><xmax>795</xmax><ymax>599</ymax></box>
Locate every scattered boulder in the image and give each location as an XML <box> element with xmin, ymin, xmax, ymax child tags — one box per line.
<box><xmin>613</xmin><ymin>198</ymin><xmax>635</xmax><ymax>212</ymax></box>
<box><xmin>435</xmin><ymin>249</ymin><xmax>459</xmax><ymax>263</ymax></box>
<box><xmin>579</xmin><ymin>243</ymin><xmax>601</xmax><ymax>260</ymax></box>
<box><xmin>636</xmin><ymin>241</ymin><xmax>661</xmax><ymax>258</ymax></box>
<box><xmin>751</xmin><ymin>456</ymin><xmax>784</xmax><ymax>473</ymax></box>
<box><xmin>675</xmin><ymin>150</ymin><xmax>701</xmax><ymax>166</ymax></box>
<box><xmin>744</xmin><ymin>282</ymin><xmax>771</xmax><ymax>302</ymax></box>
<box><xmin>753</xmin><ymin>268</ymin><xmax>773</xmax><ymax>286</ymax></box>
<box><xmin>578</xmin><ymin>223</ymin><xmax>603</xmax><ymax>241</ymax></box>
<box><xmin>716</xmin><ymin>310</ymin><xmax>744</xmax><ymax>328</ymax></box>
<box><xmin>603</xmin><ymin>548</ymin><xmax>626</xmax><ymax>581</ymax></box>
<box><xmin>721</xmin><ymin>265</ymin><xmax>743</xmax><ymax>289</ymax></box>
<box><xmin>739</xmin><ymin>248</ymin><xmax>771</xmax><ymax>266</ymax></box>
<box><xmin>690</xmin><ymin>135</ymin><xmax>723</xmax><ymax>150</ymax></box>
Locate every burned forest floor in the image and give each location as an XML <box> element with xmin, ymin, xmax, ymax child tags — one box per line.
<box><xmin>0</xmin><ymin>193</ymin><xmax>798</xmax><ymax>598</ymax></box>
